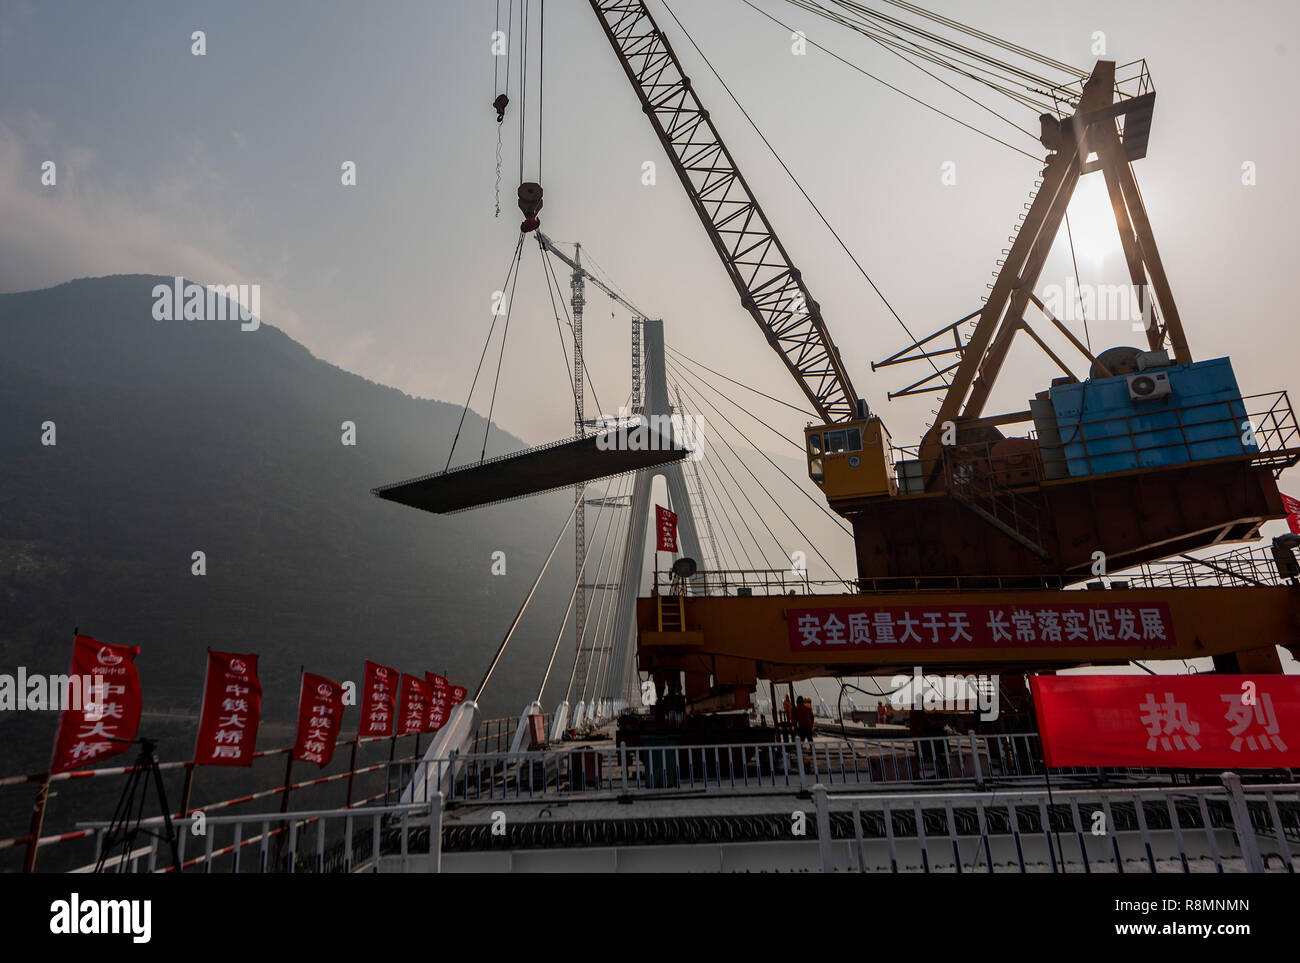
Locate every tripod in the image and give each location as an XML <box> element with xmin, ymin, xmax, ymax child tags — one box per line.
<box><xmin>95</xmin><ymin>737</ymin><xmax>181</xmax><ymax>873</ymax></box>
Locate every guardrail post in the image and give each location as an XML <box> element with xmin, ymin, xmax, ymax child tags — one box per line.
<box><xmin>795</xmin><ymin>742</ymin><xmax>809</xmax><ymax>797</ymax></box>
<box><xmin>813</xmin><ymin>783</ymin><xmax>832</xmax><ymax>873</ymax></box>
<box><xmin>968</xmin><ymin>731</ymin><xmax>984</xmax><ymax>787</ymax></box>
<box><xmin>1220</xmin><ymin>772</ymin><xmax>1264</xmax><ymax>873</ymax></box>
<box><xmin>427</xmin><ymin>792</ymin><xmax>443</xmax><ymax>873</ymax></box>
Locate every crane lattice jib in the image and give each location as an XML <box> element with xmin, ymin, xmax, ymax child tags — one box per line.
<box><xmin>590</xmin><ymin>0</ymin><xmax>860</xmax><ymax>424</ymax></box>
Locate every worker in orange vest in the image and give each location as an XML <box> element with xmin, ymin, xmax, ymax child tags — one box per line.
<box><xmin>794</xmin><ymin>697</ymin><xmax>815</xmax><ymax>744</ymax></box>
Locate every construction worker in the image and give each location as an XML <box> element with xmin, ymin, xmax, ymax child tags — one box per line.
<box><xmin>795</xmin><ymin>696</ymin><xmax>815</xmax><ymax>744</ymax></box>
<box><xmin>782</xmin><ymin>695</ymin><xmax>793</xmax><ymax>727</ymax></box>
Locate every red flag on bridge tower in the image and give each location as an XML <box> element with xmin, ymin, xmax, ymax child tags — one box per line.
<box><xmin>656</xmin><ymin>504</ymin><xmax>678</xmax><ymax>552</ymax></box>
<box><xmin>49</xmin><ymin>635</ymin><xmax>143</xmax><ymax>774</ymax></box>
<box><xmin>1282</xmin><ymin>492</ymin><xmax>1300</xmax><ymax>535</ymax></box>
<box><xmin>193</xmin><ymin>651</ymin><xmax>262</xmax><ymax>766</ymax></box>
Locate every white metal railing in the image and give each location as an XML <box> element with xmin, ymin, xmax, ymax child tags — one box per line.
<box><xmin>76</xmin><ymin>797</ymin><xmax>442</xmax><ymax>874</ymax></box>
<box><xmin>391</xmin><ymin>732</ymin><xmax>1192</xmax><ymax>805</ymax></box>
<box><xmin>811</xmin><ymin>776</ymin><xmax>1299</xmax><ymax>874</ymax></box>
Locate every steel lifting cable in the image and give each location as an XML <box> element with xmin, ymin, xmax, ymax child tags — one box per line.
<box><xmin>813</xmin><ymin>0</ymin><xmax>1056</xmax><ymax>105</ymax></box>
<box><xmin>774</xmin><ymin>0</ymin><xmax>1052</xmax><ymax>137</ymax></box>
<box><xmin>826</xmin><ymin>0</ymin><xmax>1069</xmax><ymax>91</ymax></box>
<box><xmin>665</xmin><ymin>354</ymin><xmax>854</xmax><ymax>538</ymax></box>
<box><xmin>879</xmin><ymin>0</ymin><xmax>1086</xmax><ymax>77</ymax></box>
<box><xmin>741</xmin><ymin>0</ymin><xmax>1042</xmax><ymax>160</ymax></box>
<box><xmin>665</xmin><ymin>343</ymin><xmax>818</xmax><ymax>418</ymax></box>
<box><xmin>1063</xmin><ymin>212</ymin><xmax>1092</xmax><ymax>353</ymax></box>
<box><xmin>445</xmin><ymin>234</ymin><xmax>525</xmax><ymax>471</ymax></box>
<box><xmin>480</xmin><ymin>235</ymin><xmax>528</xmax><ymax>462</ymax></box>
<box><xmin>668</xmin><ymin>350</ymin><xmax>806</xmax><ymax>454</ymax></box>
<box><xmin>666</xmin><ymin>359</ymin><xmax>848</xmax><ymax>578</ymax></box>
<box><xmin>669</xmin><ymin>375</ymin><xmax>791</xmax><ymax>567</ymax></box>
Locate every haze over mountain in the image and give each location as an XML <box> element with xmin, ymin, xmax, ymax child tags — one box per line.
<box><xmin>0</xmin><ymin>274</ymin><xmax>581</xmax><ymax>775</ymax></box>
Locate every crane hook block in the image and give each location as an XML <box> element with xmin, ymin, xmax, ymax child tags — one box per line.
<box><xmin>518</xmin><ymin>182</ymin><xmax>543</xmax><ymax>233</ymax></box>
<box><xmin>493</xmin><ymin>94</ymin><xmax>509</xmax><ymax>123</ymax></box>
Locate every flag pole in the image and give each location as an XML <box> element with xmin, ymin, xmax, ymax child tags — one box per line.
<box><xmin>25</xmin><ymin>627</ymin><xmax>78</xmax><ymax>872</ymax></box>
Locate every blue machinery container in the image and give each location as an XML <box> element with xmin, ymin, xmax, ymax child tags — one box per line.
<box><xmin>1048</xmin><ymin>357</ymin><xmax>1255</xmax><ymax>477</ymax></box>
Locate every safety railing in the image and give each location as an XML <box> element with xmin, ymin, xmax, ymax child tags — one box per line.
<box><xmin>1049</xmin><ymin>58</ymin><xmax>1153</xmax><ymax>114</ymax></box>
<box><xmin>1128</xmin><ymin>544</ymin><xmax>1292</xmax><ymax>589</ymax></box>
<box><xmin>811</xmin><ymin>775</ymin><xmax>1299</xmax><ymax>874</ymax></box>
<box><xmin>653</xmin><ymin>568</ymin><xmax>856</xmax><ymax>597</ymax></box>
<box><xmin>75</xmin><ymin>797</ymin><xmax>442</xmax><ymax>874</ymax></box>
<box><xmin>392</xmin><ymin>732</ymin><xmax>1202</xmax><ymax>805</ymax></box>
<box><xmin>0</xmin><ymin>732</ymin><xmax>428</xmax><ymax>872</ymax></box>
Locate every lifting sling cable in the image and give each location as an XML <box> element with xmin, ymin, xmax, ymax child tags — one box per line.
<box><xmin>445</xmin><ymin>234</ymin><xmax>525</xmax><ymax>471</ymax></box>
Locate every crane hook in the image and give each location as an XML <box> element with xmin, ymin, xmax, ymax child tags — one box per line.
<box><xmin>517</xmin><ymin>182</ymin><xmax>543</xmax><ymax>233</ymax></box>
<box><xmin>493</xmin><ymin>94</ymin><xmax>509</xmax><ymax>124</ymax></box>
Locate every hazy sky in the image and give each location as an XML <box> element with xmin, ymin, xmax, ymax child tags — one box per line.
<box><xmin>3</xmin><ymin>0</ymin><xmax>1298</xmax><ymax>507</ymax></box>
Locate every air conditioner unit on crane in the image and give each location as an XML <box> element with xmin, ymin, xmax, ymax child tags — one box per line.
<box><xmin>1126</xmin><ymin>371</ymin><xmax>1171</xmax><ymax>401</ymax></box>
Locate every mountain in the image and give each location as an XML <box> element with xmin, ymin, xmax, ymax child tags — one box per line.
<box><xmin>0</xmin><ymin>275</ymin><xmax>580</xmax><ymax>804</ymax></box>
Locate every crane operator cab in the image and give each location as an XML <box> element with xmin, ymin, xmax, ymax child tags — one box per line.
<box><xmin>805</xmin><ymin>417</ymin><xmax>898</xmax><ymax>501</ymax></box>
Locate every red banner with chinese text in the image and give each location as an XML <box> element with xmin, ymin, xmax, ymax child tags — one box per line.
<box><xmin>292</xmin><ymin>672</ymin><xmax>345</xmax><ymax>768</ymax></box>
<box><xmin>450</xmin><ymin>684</ymin><xmax>468</xmax><ymax>707</ymax></box>
<box><xmin>193</xmin><ymin>651</ymin><xmax>262</xmax><ymax>766</ymax></box>
<box><xmin>425</xmin><ymin>672</ymin><xmax>452</xmax><ymax>731</ymax></box>
<box><xmin>50</xmin><ymin>636</ymin><xmax>143</xmax><ymax>774</ymax></box>
<box><xmin>396</xmin><ymin>673</ymin><xmax>434</xmax><ymax>735</ymax></box>
<box><xmin>1031</xmin><ymin>674</ymin><xmax>1300</xmax><ymax>768</ymax></box>
<box><xmin>655</xmin><ymin>505</ymin><xmax>678</xmax><ymax>552</ymax></box>
<box><xmin>359</xmin><ymin>660</ymin><xmax>398</xmax><ymax>737</ymax></box>
<box><xmin>788</xmin><ymin>602</ymin><xmax>1176</xmax><ymax>652</ymax></box>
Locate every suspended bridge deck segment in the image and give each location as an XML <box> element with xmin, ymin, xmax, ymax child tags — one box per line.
<box><xmin>373</xmin><ymin>427</ymin><xmax>689</xmax><ymax>514</ymax></box>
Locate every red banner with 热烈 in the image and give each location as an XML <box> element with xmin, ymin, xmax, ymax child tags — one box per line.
<box><xmin>1031</xmin><ymin>674</ymin><xmax>1300</xmax><ymax>768</ymax></box>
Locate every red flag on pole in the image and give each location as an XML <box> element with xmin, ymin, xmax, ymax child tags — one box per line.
<box><xmin>193</xmin><ymin>651</ymin><xmax>262</xmax><ymax>766</ymax></box>
<box><xmin>359</xmin><ymin>660</ymin><xmax>398</xmax><ymax>737</ymax></box>
<box><xmin>450</xmin><ymin>684</ymin><xmax>468</xmax><ymax>707</ymax></box>
<box><xmin>425</xmin><ymin>672</ymin><xmax>452</xmax><ymax>731</ymax></box>
<box><xmin>656</xmin><ymin>504</ymin><xmax>678</xmax><ymax>552</ymax></box>
<box><xmin>396</xmin><ymin>673</ymin><xmax>434</xmax><ymax>735</ymax></box>
<box><xmin>1030</xmin><ymin>674</ymin><xmax>1300</xmax><ymax>768</ymax></box>
<box><xmin>50</xmin><ymin>636</ymin><xmax>142</xmax><ymax>774</ymax></box>
<box><xmin>292</xmin><ymin>673</ymin><xmax>345</xmax><ymax>768</ymax></box>
<box><xmin>1282</xmin><ymin>492</ymin><xmax>1300</xmax><ymax>535</ymax></box>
